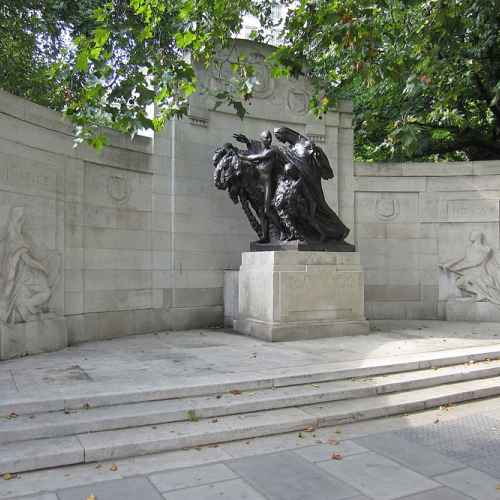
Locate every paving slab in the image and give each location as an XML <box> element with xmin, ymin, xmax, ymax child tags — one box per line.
<box><xmin>318</xmin><ymin>451</ymin><xmax>439</xmax><ymax>500</ymax></box>
<box><xmin>227</xmin><ymin>451</ymin><xmax>360</xmax><ymax>500</ymax></box>
<box><xmin>292</xmin><ymin>440</ymin><xmax>368</xmax><ymax>462</ymax></box>
<box><xmin>10</xmin><ymin>495</ymin><xmax>58</xmax><ymax>500</ymax></box>
<box><xmin>353</xmin><ymin>432</ymin><xmax>464</xmax><ymax>476</ymax></box>
<box><xmin>218</xmin><ymin>429</ymin><xmax>327</xmax><ymax>458</ymax></box>
<box><xmin>161</xmin><ymin>479</ymin><xmax>267</xmax><ymax>500</ymax></box>
<box><xmin>149</xmin><ymin>463</ymin><xmax>236</xmax><ymax>492</ymax></box>
<box><xmin>434</xmin><ymin>468</ymin><xmax>500</xmax><ymax>500</ymax></box>
<box><xmin>395</xmin><ymin>486</ymin><xmax>474</xmax><ymax>499</ymax></box>
<box><xmin>115</xmin><ymin>446</ymin><xmax>232</xmax><ymax>477</ymax></box>
<box><xmin>57</xmin><ymin>477</ymin><xmax>163</xmax><ymax>500</ymax></box>
<box><xmin>395</xmin><ymin>414</ymin><xmax>500</xmax><ymax>463</ymax></box>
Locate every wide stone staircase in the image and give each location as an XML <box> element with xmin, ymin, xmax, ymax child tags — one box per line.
<box><xmin>2</xmin><ymin>344</ymin><xmax>500</xmax><ymax>474</ymax></box>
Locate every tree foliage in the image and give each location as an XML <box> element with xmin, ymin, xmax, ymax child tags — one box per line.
<box><xmin>1</xmin><ymin>0</ymin><xmax>499</xmax><ymax>160</ymax></box>
<box><xmin>275</xmin><ymin>0</ymin><xmax>500</xmax><ymax>161</ymax></box>
<box><xmin>51</xmin><ymin>0</ymin><xmax>277</xmax><ymax>148</ymax></box>
<box><xmin>0</xmin><ymin>0</ymin><xmax>100</xmax><ymax>110</ymax></box>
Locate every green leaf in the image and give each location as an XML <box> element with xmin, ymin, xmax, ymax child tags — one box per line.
<box><xmin>93</xmin><ymin>27</ymin><xmax>110</xmax><ymax>47</ymax></box>
<box><xmin>175</xmin><ymin>32</ymin><xmax>196</xmax><ymax>49</ymax></box>
<box><xmin>75</xmin><ymin>49</ymin><xmax>89</xmax><ymax>72</ymax></box>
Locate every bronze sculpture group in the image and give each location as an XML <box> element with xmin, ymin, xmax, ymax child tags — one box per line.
<box><xmin>213</xmin><ymin>126</ymin><xmax>353</xmax><ymax>250</ymax></box>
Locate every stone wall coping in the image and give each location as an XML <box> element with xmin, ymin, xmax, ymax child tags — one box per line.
<box><xmin>355</xmin><ymin>160</ymin><xmax>500</xmax><ymax>177</ymax></box>
<box><xmin>0</xmin><ymin>89</ymin><xmax>153</xmax><ymax>155</ymax></box>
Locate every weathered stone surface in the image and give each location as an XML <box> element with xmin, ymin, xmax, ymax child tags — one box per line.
<box><xmin>0</xmin><ymin>317</ymin><xmax>67</xmax><ymax>360</ymax></box>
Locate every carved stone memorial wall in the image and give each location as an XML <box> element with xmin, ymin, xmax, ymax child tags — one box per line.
<box><xmin>344</xmin><ymin>160</ymin><xmax>500</xmax><ymax>320</ymax></box>
<box><xmin>0</xmin><ymin>39</ymin><xmax>356</xmax><ymax>358</ymax></box>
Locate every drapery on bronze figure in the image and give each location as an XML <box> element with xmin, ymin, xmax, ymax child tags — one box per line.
<box><xmin>213</xmin><ymin>126</ymin><xmax>354</xmax><ymax>251</ymax></box>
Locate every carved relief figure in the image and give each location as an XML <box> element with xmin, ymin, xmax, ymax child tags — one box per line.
<box><xmin>439</xmin><ymin>231</ymin><xmax>500</xmax><ymax>305</ymax></box>
<box><xmin>213</xmin><ymin>127</ymin><xmax>352</xmax><ymax>249</ymax></box>
<box><xmin>0</xmin><ymin>207</ymin><xmax>57</xmax><ymax>323</ymax></box>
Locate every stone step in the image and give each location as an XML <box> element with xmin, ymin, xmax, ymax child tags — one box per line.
<box><xmin>2</xmin><ymin>343</ymin><xmax>500</xmax><ymax>416</ymax></box>
<box><xmin>1</xmin><ymin>359</ymin><xmax>500</xmax><ymax>445</ymax></box>
<box><xmin>2</xmin><ymin>374</ymin><xmax>500</xmax><ymax>474</ymax></box>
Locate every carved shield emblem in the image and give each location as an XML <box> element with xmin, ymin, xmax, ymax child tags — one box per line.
<box><xmin>107</xmin><ymin>175</ymin><xmax>131</xmax><ymax>204</ymax></box>
<box><xmin>375</xmin><ymin>198</ymin><xmax>399</xmax><ymax>221</ymax></box>
<box><xmin>287</xmin><ymin>89</ymin><xmax>308</xmax><ymax>114</ymax></box>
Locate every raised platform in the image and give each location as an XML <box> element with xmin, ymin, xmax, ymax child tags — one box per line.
<box><xmin>1</xmin><ymin>322</ymin><xmax>500</xmax><ymax>475</ymax></box>
<box><xmin>234</xmin><ymin>251</ymin><xmax>369</xmax><ymax>341</ymax></box>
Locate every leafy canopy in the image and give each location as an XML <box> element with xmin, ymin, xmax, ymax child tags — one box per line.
<box><xmin>1</xmin><ymin>0</ymin><xmax>499</xmax><ymax>160</ymax></box>
<box><xmin>274</xmin><ymin>0</ymin><xmax>500</xmax><ymax>161</ymax></box>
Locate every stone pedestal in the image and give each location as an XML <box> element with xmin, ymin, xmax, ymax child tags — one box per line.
<box><xmin>233</xmin><ymin>251</ymin><xmax>369</xmax><ymax>341</ymax></box>
<box><xmin>0</xmin><ymin>316</ymin><xmax>67</xmax><ymax>360</ymax></box>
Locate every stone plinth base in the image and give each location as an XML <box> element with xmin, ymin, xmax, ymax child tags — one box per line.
<box><xmin>250</xmin><ymin>240</ymin><xmax>356</xmax><ymax>252</ymax></box>
<box><xmin>234</xmin><ymin>251</ymin><xmax>369</xmax><ymax>341</ymax></box>
<box><xmin>444</xmin><ymin>299</ymin><xmax>500</xmax><ymax>322</ymax></box>
<box><xmin>0</xmin><ymin>315</ymin><xmax>67</xmax><ymax>360</ymax></box>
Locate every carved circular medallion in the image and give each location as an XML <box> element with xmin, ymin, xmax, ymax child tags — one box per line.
<box><xmin>375</xmin><ymin>198</ymin><xmax>400</xmax><ymax>221</ymax></box>
<box><xmin>107</xmin><ymin>175</ymin><xmax>131</xmax><ymax>204</ymax></box>
<box><xmin>209</xmin><ymin>52</ymin><xmax>274</xmax><ymax>99</ymax></box>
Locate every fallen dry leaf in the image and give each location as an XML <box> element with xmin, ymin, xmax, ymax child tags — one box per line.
<box><xmin>229</xmin><ymin>389</ymin><xmax>242</xmax><ymax>395</ymax></box>
<box><xmin>3</xmin><ymin>473</ymin><xmax>14</xmax><ymax>480</ymax></box>
<box><xmin>110</xmin><ymin>464</ymin><xmax>118</xmax><ymax>471</ymax></box>
<box><xmin>327</xmin><ymin>438</ymin><xmax>338</xmax><ymax>445</ymax></box>
<box><xmin>95</xmin><ymin>464</ymin><xmax>102</xmax><ymax>469</ymax></box>
<box><xmin>7</xmin><ymin>413</ymin><xmax>17</xmax><ymax>420</ymax></box>
<box><xmin>331</xmin><ymin>453</ymin><xmax>343</xmax><ymax>460</ymax></box>
<box><xmin>496</xmin><ymin>484</ymin><xmax>500</xmax><ymax>490</ymax></box>
<box><xmin>434</xmin><ymin>419</ymin><xmax>440</xmax><ymax>424</ymax></box>
<box><xmin>86</xmin><ymin>495</ymin><xmax>96</xmax><ymax>500</ymax></box>
<box><xmin>310</xmin><ymin>384</ymin><xmax>320</xmax><ymax>389</ymax></box>
<box><xmin>303</xmin><ymin>426</ymin><xmax>315</xmax><ymax>432</ymax></box>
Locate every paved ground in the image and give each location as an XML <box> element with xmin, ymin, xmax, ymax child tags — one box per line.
<box><xmin>2</xmin><ymin>320</ymin><xmax>500</xmax><ymax>401</ymax></box>
<box><xmin>1</xmin><ymin>395</ymin><xmax>500</xmax><ymax>499</ymax></box>
<box><xmin>2</xmin><ymin>320</ymin><xmax>500</xmax><ymax>499</ymax></box>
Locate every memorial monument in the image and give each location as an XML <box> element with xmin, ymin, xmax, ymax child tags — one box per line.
<box><xmin>214</xmin><ymin>127</ymin><xmax>369</xmax><ymax>340</ymax></box>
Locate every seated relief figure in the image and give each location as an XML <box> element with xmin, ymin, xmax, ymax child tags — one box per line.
<box><xmin>213</xmin><ymin>126</ymin><xmax>352</xmax><ymax>250</ymax></box>
<box><xmin>0</xmin><ymin>207</ymin><xmax>56</xmax><ymax>324</ymax></box>
<box><xmin>440</xmin><ymin>230</ymin><xmax>500</xmax><ymax>305</ymax></box>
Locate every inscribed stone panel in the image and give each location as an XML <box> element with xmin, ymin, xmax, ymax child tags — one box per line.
<box><xmin>0</xmin><ymin>152</ymin><xmax>58</xmax><ymax>199</ymax></box>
